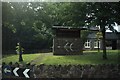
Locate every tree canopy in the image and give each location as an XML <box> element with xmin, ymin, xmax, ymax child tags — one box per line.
<box><xmin>2</xmin><ymin>2</ymin><xmax>120</xmax><ymax>56</ymax></box>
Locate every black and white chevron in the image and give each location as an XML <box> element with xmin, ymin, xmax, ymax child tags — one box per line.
<box><xmin>12</xmin><ymin>67</ymin><xmax>30</xmax><ymax>78</ymax></box>
<box><xmin>64</xmin><ymin>42</ymin><xmax>74</xmax><ymax>52</ymax></box>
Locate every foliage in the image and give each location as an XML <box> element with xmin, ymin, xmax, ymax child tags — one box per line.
<box><xmin>84</xmin><ymin>2</ymin><xmax>120</xmax><ymax>59</ymax></box>
<box><xmin>96</xmin><ymin>31</ymin><xmax>102</xmax><ymax>39</ymax></box>
<box><xmin>85</xmin><ymin>2</ymin><xmax>120</xmax><ymax>30</ymax></box>
<box><xmin>2</xmin><ymin>2</ymin><xmax>54</xmax><ymax>53</ymax></box>
<box><xmin>2</xmin><ymin>2</ymin><xmax>120</xmax><ymax>56</ymax></box>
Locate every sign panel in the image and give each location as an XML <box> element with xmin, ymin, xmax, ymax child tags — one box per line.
<box><xmin>52</xmin><ymin>26</ymin><xmax>83</xmax><ymax>55</ymax></box>
<box><xmin>11</xmin><ymin>67</ymin><xmax>30</xmax><ymax>78</ymax></box>
<box><xmin>3</xmin><ymin>65</ymin><xmax>12</xmax><ymax>76</ymax></box>
<box><xmin>53</xmin><ymin>38</ymin><xmax>83</xmax><ymax>55</ymax></box>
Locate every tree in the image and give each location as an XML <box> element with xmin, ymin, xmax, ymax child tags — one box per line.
<box><xmin>3</xmin><ymin>2</ymin><xmax>119</xmax><ymax>58</ymax></box>
<box><xmin>52</xmin><ymin>2</ymin><xmax>120</xmax><ymax>59</ymax></box>
<box><xmin>85</xmin><ymin>2</ymin><xmax>120</xmax><ymax>59</ymax></box>
<box><xmin>2</xmin><ymin>2</ymin><xmax>54</xmax><ymax>53</ymax></box>
<box><xmin>2</xmin><ymin>2</ymin><xmax>17</xmax><ymax>54</ymax></box>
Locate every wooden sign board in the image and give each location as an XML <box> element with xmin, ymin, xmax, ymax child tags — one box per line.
<box><xmin>52</xmin><ymin>26</ymin><xmax>83</xmax><ymax>55</ymax></box>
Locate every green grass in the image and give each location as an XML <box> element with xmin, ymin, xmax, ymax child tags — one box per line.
<box><xmin>37</xmin><ymin>51</ymin><xmax>119</xmax><ymax>65</ymax></box>
<box><xmin>1</xmin><ymin>50</ymin><xmax>119</xmax><ymax>65</ymax></box>
<box><xmin>1</xmin><ymin>54</ymin><xmax>41</xmax><ymax>64</ymax></box>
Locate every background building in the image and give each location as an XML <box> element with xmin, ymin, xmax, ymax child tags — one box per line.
<box><xmin>84</xmin><ymin>24</ymin><xmax>120</xmax><ymax>50</ymax></box>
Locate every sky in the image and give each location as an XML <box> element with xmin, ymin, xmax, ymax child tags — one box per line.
<box><xmin>106</xmin><ymin>23</ymin><xmax>120</xmax><ymax>32</ymax></box>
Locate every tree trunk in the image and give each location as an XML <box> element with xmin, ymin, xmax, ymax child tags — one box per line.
<box><xmin>102</xmin><ymin>27</ymin><xmax>107</xmax><ymax>60</ymax></box>
<box><xmin>19</xmin><ymin>42</ymin><xmax>23</xmax><ymax>62</ymax></box>
<box><xmin>98</xmin><ymin>40</ymin><xmax>100</xmax><ymax>53</ymax></box>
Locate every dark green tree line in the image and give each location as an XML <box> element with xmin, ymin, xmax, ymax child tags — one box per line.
<box><xmin>2</xmin><ymin>2</ymin><xmax>54</xmax><ymax>54</ymax></box>
<box><xmin>2</xmin><ymin>2</ymin><xmax>120</xmax><ymax>60</ymax></box>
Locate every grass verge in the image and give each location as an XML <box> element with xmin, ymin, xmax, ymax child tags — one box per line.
<box><xmin>37</xmin><ymin>51</ymin><xmax>118</xmax><ymax>65</ymax></box>
<box><xmin>1</xmin><ymin>50</ymin><xmax>119</xmax><ymax>65</ymax></box>
<box><xmin>1</xmin><ymin>54</ymin><xmax>41</xmax><ymax>64</ymax></box>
